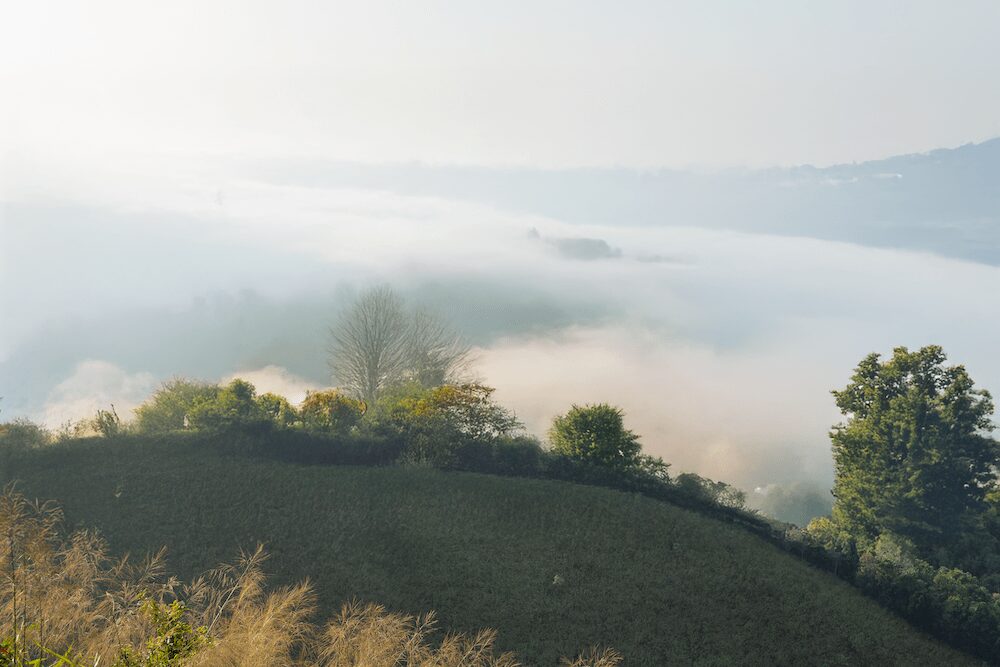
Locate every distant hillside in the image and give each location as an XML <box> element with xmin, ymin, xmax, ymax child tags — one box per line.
<box><xmin>253</xmin><ymin>137</ymin><xmax>1000</xmax><ymax>264</ymax></box>
<box><xmin>6</xmin><ymin>436</ymin><xmax>976</xmax><ymax>665</ymax></box>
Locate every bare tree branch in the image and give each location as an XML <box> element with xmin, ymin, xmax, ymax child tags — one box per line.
<box><xmin>328</xmin><ymin>287</ymin><xmax>473</xmax><ymax>402</ymax></box>
<box><xmin>405</xmin><ymin>308</ymin><xmax>472</xmax><ymax>388</ymax></box>
<box><xmin>328</xmin><ymin>286</ymin><xmax>409</xmax><ymax>403</ymax></box>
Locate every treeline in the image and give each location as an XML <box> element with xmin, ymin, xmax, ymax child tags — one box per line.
<box><xmin>1</xmin><ymin>376</ymin><xmax>750</xmax><ymax>520</ymax></box>
<box><xmin>4</xmin><ymin>286</ymin><xmax>1000</xmax><ymax>662</ymax></box>
<box><xmin>6</xmin><ymin>348</ymin><xmax>1000</xmax><ymax>660</ymax></box>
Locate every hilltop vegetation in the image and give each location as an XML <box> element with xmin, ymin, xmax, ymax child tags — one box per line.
<box><xmin>2</xmin><ymin>434</ymin><xmax>975</xmax><ymax>666</ymax></box>
<box><xmin>2</xmin><ymin>287</ymin><xmax>1000</xmax><ymax>663</ymax></box>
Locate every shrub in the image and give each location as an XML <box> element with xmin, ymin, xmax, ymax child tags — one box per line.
<box><xmin>187</xmin><ymin>379</ymin><xmax>270</xmax><ymax>432</ymax></box>
<box><xmin>672</xmin><ymin>473</ymin><xmax>746</xmax><ymax>510</ymax></box>
<box><xmin>412</xmin><ymin>384</ymin><xmax>522</xmax><ymax>441</ymax></box>
<box><xmin>0</xmin><ymin>419</ymin><xmax>51</xmax><ymax>451</ymax></box>
<box><xmin>0</xmin><ymin>419</ymin><xmax>51</xmax><ymax>481</ymax></box>
<box><xmin>851</xmin><ymin>539</ymin><xmax>1000</xmax><ymax>660</ymax></box>
<box><xmin>93</xmin><ymin>405</ymin><xmax>124</xmax><ymax>438</ymax></box>
<box><xmin>452</xmin><ymin>435</ymin><xmax>545</xmax><ymax>476</ymax></box>
<box><xmin>134</xmin><ymin>379</ymin><xmax>220</xmax><ymax>433</ymax></box>
<box><xmin>363</xmin><ymin>384</ymin><xmax>466</xmax><ymax>466</ymax></box>
<box><xmin>300</xmin><ymin>390</ymin><xmax>366</xmax><ymax>435</ymax></box>
<box><xmin>257</xmin><ymin>393</ymin><xmax>299</xmax><ymax>428</ymax></box>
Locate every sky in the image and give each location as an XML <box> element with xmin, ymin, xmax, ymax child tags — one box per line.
<box><xmin>3</xmin><ymin>2</ymin><xmax>1000</xmax><ymax>501</ymax></box>
<box><xmin>3</xmin><ymin>1</ymin><xmax>1000</xmax><ymax>168</ymax></box>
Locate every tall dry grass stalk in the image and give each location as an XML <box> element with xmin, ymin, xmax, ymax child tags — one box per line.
<box><xmin>0</xmin><ymin>486</ymin><xmax>618</xmax><ymax>666</ymax></box>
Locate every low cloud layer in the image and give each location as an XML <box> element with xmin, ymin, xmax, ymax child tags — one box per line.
<box><xmin>4</xmin><ymin>159</ymin><xmax>1000</xmax><ymax>492</ymax></box>
<box><xmin>39</xmin><ymin>360</ymin><xmax>155</xmax><ymax>428</ymax></box>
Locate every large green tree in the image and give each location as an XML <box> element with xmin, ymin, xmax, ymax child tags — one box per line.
<box><xmin>830</xmin><ymin>345</ymin><xmax>998</xmax><ymax>563</ymax></box>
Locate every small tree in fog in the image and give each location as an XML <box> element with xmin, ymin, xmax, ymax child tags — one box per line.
<box><xmin>406</xmin><ymin>308</ymin><xmax>471</xmax><ymax>388</ymax></box>
<box><xmin>549</xmin><ymin>404</ymin><xmax>642</xmax><ymax>470</ymax></box>
<box><xmin>329</xmin><ymin>286</ymin><xmax>411</xmax><ymax>403</ymax></box>
<box><xmin>329</xmin><ymin>286</ymin><xmax>470</xmax><ymax>402</ymax></box>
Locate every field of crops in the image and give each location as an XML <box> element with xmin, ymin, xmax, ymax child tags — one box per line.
<box><xmin>7</xmin><ymin>436</ymin><xmax>975</xmax><ymax>665</ymax></box>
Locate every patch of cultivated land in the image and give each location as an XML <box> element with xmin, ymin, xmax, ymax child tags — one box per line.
<box><xmin>8</xmin><ymin>437</ymin><xmax>976</xmax><ymax>665</ymax></box>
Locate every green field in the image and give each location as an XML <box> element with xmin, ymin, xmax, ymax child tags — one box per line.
<box><xmin>6</xmin><ymin>436</ymin><xmax>977</xmax><ymax>665</ymax></box>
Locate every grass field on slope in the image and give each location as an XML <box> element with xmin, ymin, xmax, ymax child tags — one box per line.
<box><xmin>6</xmin><ymin>436</ymin><xmax>976</xmax><ymax>666</ymax></box>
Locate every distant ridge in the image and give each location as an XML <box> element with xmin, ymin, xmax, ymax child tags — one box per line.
<box><xmin>251</xmin><ymin>137</ymin><xmax>1000</xmax><ymax>265</ymax></box>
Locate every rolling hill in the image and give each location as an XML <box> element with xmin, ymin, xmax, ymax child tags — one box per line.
<box><xmin>4</xmin><ymin>435</ymin><xmax>978</xmax><ymax>665</ymax></box>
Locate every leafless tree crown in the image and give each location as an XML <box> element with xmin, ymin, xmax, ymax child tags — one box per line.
<box><xmin>329</xmin><ymin>286</ymin><xmax>409</xmax><ymax>403</ymax></box>
<box><xmin>329</xmin><ymin>286</ymin><xmax>471</xmax><ymax>402</ymax></box>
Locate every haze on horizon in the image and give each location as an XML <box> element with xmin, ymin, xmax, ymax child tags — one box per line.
<box><xmin>3</xmin><ymin>1</ymin><xmax>1000</xmax><ymax>500</ymax></box>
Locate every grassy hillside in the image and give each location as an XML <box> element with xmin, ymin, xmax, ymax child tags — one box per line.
<box><xmin>6</xmin><ymin>436</ymin><xmax>976</xmax><ymax>666</ymax></box>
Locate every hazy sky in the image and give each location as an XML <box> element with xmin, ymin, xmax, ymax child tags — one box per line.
<box><xmin>4</xmin><ymin>1</ymin><xmax>1000</xmax><ymax>168</ymax></box>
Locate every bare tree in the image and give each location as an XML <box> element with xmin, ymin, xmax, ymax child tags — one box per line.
<box><xmin>405</xmin><ymin>308</ymin><xmax>472</xmax><ymax>388</ymax></box>
<box><xmin>329</xmin><ymin>287</ymin><xmax>472</xmax><ymax>402</ymax></box>
<box><xmin>329</xmin><ymin>286</ymin><xmax>409</xmax><ymax>403</ymax></box>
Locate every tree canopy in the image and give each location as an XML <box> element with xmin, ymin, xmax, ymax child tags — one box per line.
<box><xmin>549</xmin><ymin>404</ymin><xmax>643</xmax><ymax>470</ymax></box>
<box><xmin>829</xmin><ymin>345</ymin><xmax>998</xmax><ymax>563</ymax></box>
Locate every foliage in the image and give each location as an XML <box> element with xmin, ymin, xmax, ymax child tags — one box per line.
<box><xmin>402</xmin><ymin>383</ymin><xmax>521</xmax><ymax>442</ymax></box>
<box><xmin>672</xmin><ymin>473</ymin><xmax>746</xmax><ymax>510</ymax></box>
<box><xmin>185</xmin><ymin>379</ymin><xmax>270</xmax><ymax>432</ymax></box>
<box><xmin>804</xmin><ymin>516</ymin><xmax>857</xmax><ymax>563</ymax></box>
<box><xmin>0</xmin><ymin>420</ymin><xmax>51</xmax><ymax>499</ymax></box>
<box><xmin>548</xmin><ymin>404</ymin><xmax>642</xmax><ymax>471</ymax></box>
<box><xmin>116</xmin><ymin>600</ymin><xmax>210</xmax><ymax>667</ymax></box>
<box><xmin>299</xmin><ymin>390</ymin><xmax>365</xmax><ymax>435</ymax></box>
<box><xmin>362</xmin><ymin>384</ymin><xmax>463</xmax><ymax>466</ymax></box>
<box><xmin>0</xmin><ymin>420</ymin><xmax>50</xmax><ymax>452</ymax></box>
<box><xmin>257</xmin><ymin>393</ymin><xmax>298</xmax><ymax>429</ymax></box>
<box><xmin>134</xmin><ymin>379</ymin><xmax>219</xmax><ymax>433</ymax></box>
<box><xmin>851</xmin><ymin>536</ymin><xmax>1000</xmax><ymax>660</ymax></box>
<box><xmin>93</xmin><ymin>405</ymin><xmax>124</xmax><ymax>438</ymax></box>
<box><xmin>452</xmin><ymin>436</ymin><xmax>546</xmax><ymax>477</ymax></box>
<box><xmin>363</xmin><ymin>383</ymin><xmax>521</xmax><ymax>466</ymax></box>
<box><xmin>8</xmin><ymin>437</ymin><xmax>973</xmax><ymax>665</ymax></box>
<box><xmin>829</xmin><ymin>346</ymin><xmax>999</xmax><ymax>565</ymax></box>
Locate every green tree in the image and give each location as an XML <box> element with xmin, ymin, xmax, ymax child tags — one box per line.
<box><xmin>549</xmin><ymin>404</ymin><xmax>642</xmax><ymax>470</ymax></box>
<box><xmin>134</xmin><ymin>379</ymin><xmax>219</xmax><ymax>433</ymax></box>
<box><xmin>829</xmin><ymin>345</ymin><xmax>998</xmax><ymax>562</ymax></box>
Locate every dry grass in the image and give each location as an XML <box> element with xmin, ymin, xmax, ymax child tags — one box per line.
<box><xmin>0</xmin><ymin>487</ymin><xmax>618</xmax><ymax>666</ymax></box>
